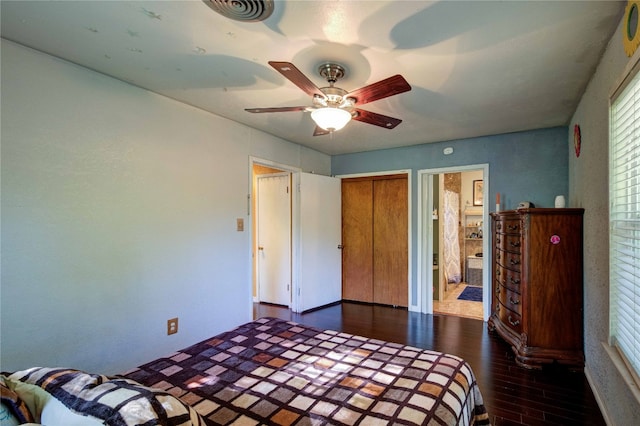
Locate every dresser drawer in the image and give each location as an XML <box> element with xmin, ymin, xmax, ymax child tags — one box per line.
<box><xmin>497</xmin><ymin>301</ymin><xmax>523</xmax><ymax>334</ymax></box>
<box><xmin>495</xmin><ymin>217</ymin><xmax>521</xmax><ymax>234</ymax></box>
<box><xmin>495</xmin><ymin>265</ymin><xmax>521</xmax><ymax>292</ymax></box>
<box><xmin>496</xmin><ymin>233</ymin><xmax>521</xmax><ymax>253</ymax></box>
<box><xmin>495</xmin><ymin>248</ymin><xmax>522</xmax><ymax>272</ymax></box>
<box><xmin>498</xmin><ymin>285</ymin><xmax>522</xmax><ymax>315</ymax></box>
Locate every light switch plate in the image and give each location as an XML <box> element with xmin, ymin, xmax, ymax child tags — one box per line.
<box><xmin>237</xmin><ymin>218</ymin><xmax>244</xmax><ymax>231</ymax></box>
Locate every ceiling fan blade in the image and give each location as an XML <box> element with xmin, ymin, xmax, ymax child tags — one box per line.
<box><xmin>352</xmin><ymin>108</ymin><xmax>402</xmax><ymax>129</ymax></box>
<box><xmin>313</xmin><ymin>126</ymin><xmax>331</xmax><ymax>137</ymax></box>
<box><xmin>268</xmin><ymin>61</ymin><xmax>325</xmax><ymax>98</ymax></box>
<box><xmin>245</xmin><ymin>106</ymin><xmax>308</xmax><ymax>113</ymax></box>
<box><xmin>347</xmin><ymin>75</ymin><xmax>411</xmax><ymax>105</ymax></box>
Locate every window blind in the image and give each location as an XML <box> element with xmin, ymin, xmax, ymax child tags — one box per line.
<box><xmin>610</xmin><ymin>65</ymin><xmax>640</xmax><ymax>377</ymax></box>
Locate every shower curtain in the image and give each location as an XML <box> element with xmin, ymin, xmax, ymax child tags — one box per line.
<box><xmin>443</xmin><ymin>190</ymin><xmax>462</xmax><ymax>283</ymax></box>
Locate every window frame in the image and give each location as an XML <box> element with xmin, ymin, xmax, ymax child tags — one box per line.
<box><xmin>608</xmin><ymin>54</ymin><xmax>640</xmax><ymax>402</ymax></box>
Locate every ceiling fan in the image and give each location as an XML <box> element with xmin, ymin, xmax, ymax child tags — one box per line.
<box><xmin>245</xmin><ymin>61</ymin><xmax>411</xmax><ymax>136</ymax></box>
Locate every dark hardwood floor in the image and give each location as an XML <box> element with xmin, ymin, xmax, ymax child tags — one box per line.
<box><xmin>253</xmin><ymin>301</ymin><xmax>605</xmax><ymax>426</ymax></box>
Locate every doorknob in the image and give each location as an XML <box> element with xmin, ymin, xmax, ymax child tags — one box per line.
<box><xmin>338</xmin><ymin>244</ymin><xmax>344</xmax><ymax>249</ymax></box>
<box><xmin>258</xmin><ymin>246</ymin><xmax>264</xmax><ymax>251</ymax></box>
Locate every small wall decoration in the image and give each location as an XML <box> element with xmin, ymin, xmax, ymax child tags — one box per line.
<box><xmin>574</xmin><ymin>124</ymin><xmax>581</xmax><ymax>157</ymax></box>
<box><xmin>473</xmin><ymin>180</ymin><xmax>483</xmax><ymax>206</ymax></box>
<box><xmin>623</xmin><ymin>0</ymin><xmax>640</xmax><ymax>57</ymax></box>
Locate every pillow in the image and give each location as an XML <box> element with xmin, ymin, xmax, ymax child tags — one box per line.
<box><xmin>41</xmin><ymin>393</ymin><xmax>103</xmax><ymax>426</ymax></box>
<box><xmin>3</xmin><ymin>374</ymin><xmax>102</xmax><ymax>425</ymax></box>
<box><xmin>1</xmin><ymin>375</ymin><xmax>34</xmax><ymax>424</ymax></box>
<box><xmin>9</xmin><ymin>367</ymin><xmax>206</xmax><ymax>426</ymax></box>
<box><xmin>1</xmin><ymin>402</ymin><xmax>21</xmax><ymax>426</ymax></box>
<box><xmin>3</xmin><ymin>375</ymin><xmax>50</xmax><ymax>422</ymax></box>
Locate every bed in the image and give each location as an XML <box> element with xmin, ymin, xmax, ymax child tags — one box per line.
<box><xmin>2</xmin><ymin>317</ymin><xmax>490</xmax><ymax>425</ymax></box>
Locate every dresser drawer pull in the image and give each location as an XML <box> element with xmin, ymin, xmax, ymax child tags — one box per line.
<box><xmin>497</xmin><ymin>223</ymin><xmax>503</xmax><ymax>230</ymax></box>
<box><xmin>510</xmin><ymin>277</ymin><xmax>520</xmax><ymax>285</ymax></box>
<box><xmin>509</xmin><ymin>258</ymin><xmax>520</xmax><ymax>265</ymax></box>
<box><xmin>509</xmin><ymin>297</ymin><xmax>520</xmax><ymax>305</ymax></box>
<box><xmin>496</xmin><ymin>304</ymin><xmax>501</xmax><ymax>313</ymax></box>
<box><xmin>496</xmin><ymin>237</ymin><xmax>501</xmax><ymax>244</ymax></box>
<box><xmin>497</xmin><ymin>253</ymin><xmax>501</xmax><ymax>260</ymax></box>
<box><xmin>508</xmin><ymin>316</ymin><xmax>520</xmax><ymax>327</ymax></box>
<box><xmin>509</xmin><ymin>241</ymin><xmax>521</xmax><ymax>247</ymax></box>
<box><xmin>496</xmin><ymin>269</ymin><xmax>501</xmax><ymax>276</ymax></box>
<box><xmin>507</xmin><ymin>224</ymin><xmax>519</xmax><ymax>231</ymax></box>
<box><xmin>496</xmin><ymin>285</ymin><xmax>501</xmax><ymax>294</ymax></box>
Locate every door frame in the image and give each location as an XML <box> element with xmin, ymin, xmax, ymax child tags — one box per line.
<box><xmin>250</xmin><ymin>157</ymin><xmax>301</xmax><ymax>311</ymax></box>
<box><xmin>336</xmin><ymin>169</ymin><xmax>412</xmax><ymax>309</ymax></box>
<box><xmin>256</xmin><ymin>172</ymin><xmax>292</xmax><ymax>306</ymax></box>
<box><xmin>416</xmin><ymin>164</ymin><xmax>490</xmax><ymax>320</ymax></box>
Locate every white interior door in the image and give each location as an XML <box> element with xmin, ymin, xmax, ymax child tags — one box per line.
<box><xmin>297</xmin><ymin>172</ymin><xmax>341</xmax><ymax>312</ymax></box>
<box><xmin>257</xmin><ymin>174</ymin><xmax>291</xmax><ymax>306</ymax></box>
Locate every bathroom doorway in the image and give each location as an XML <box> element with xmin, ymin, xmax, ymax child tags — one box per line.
<box><xmin>418</xmin><ymin>164</ymin><xmax>490</xmax><ymax>321</ymax></box>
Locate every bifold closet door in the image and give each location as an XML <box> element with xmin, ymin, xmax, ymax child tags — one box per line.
<box><xmin>373</xmin><ymin>177</ymin><xmax>408</xmax><ymax>307</ymax></box>
<box><xmin>341</xmin><ymin>175</ymin><xmax>407</xmax><ymax>307</ymax></box>
<box><xmin>341</xmin><ymin>179</ymin><xmax>374</xmax><ymax>302</ymax></box>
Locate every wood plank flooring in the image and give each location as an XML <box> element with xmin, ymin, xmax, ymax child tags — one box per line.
<box><xmin>253</xmin><ymin>301</ymin><xmax>605</xmax><ymax>425</ymax></box>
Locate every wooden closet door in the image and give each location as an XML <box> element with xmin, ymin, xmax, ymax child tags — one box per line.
<box><xmin>341</xmin><ymin>180</ymin><xmax>373</xmax><ymax>302</ymax></box>
<box><xmin>373</xmin><ymin>177</ymin><xmax>408</xmax><ymax>307</ymax></box>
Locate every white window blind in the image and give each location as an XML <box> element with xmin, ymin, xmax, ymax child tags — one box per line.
<box><xmin>610</xmin><ymin>65</ymin><xmax>640</xmax><ymax>378</ymax></box>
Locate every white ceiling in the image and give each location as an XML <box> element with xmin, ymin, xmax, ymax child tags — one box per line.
<box><xmin>1</xmin><ymin>1</ymin><xmax>624</xmax><ymax>155</ymax></box>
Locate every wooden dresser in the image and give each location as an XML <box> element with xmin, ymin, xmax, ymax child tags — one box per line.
<box><xmin>488</xmin><ymin>208</ymin><xmax>584</xmax><ymax>369</ymax></box>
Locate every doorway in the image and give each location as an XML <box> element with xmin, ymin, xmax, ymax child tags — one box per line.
<box><xmin>256</xmin><ymin>173</ymin><xmax>292</xmax><ymax>306</ymax></box>
<box><xmin>253</xmin><ymin>163</ymin><xmax>292</xmax><ymax>308</ymax></box>
<box><xmin>418</xmin><ymin>164</ymin><xmax>490</xmax><ymax>321</ymax></box>
<box><xmin>251</xmin><ymin>158</ymin><xmax>342</xmax><ymax>314</ymax></box>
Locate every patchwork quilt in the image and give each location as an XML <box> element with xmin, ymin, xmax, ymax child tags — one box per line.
<box><xmin>123</xmin><ymin>317</ymin><xmax>490</xmax><ymax>425</ymax></box>
<box><xmin>7</xmin><ymin>367</ymin><xmax>205</xmax><ymax>426</ymax></box>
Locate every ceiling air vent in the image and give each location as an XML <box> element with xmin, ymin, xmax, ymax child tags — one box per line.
<box><xmin>203</xmin><ymin>0</ymin><xmax>274</xmax><ymax>22</ymax></box>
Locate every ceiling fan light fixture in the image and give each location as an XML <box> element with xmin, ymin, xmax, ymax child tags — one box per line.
<box><xmin>311</xmin><ymin>107</ymin><xmax>352</xmax><ymax>132</ymax></box>
<box><xmin>245</xmin><ymin>61</ymin><xmax>411</xmax><ymax>136</ymax></box>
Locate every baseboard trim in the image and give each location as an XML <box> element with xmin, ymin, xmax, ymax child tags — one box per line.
<box><xmin>300</xmin><ymin>300</ymin><xmax>341</xmax><ymax>314</ymax></box>
<box><xmin>340</xmin><ymin>299</ymin><xmax>409</xmax><ymax>310</ymax></box>
<box><xmin>584</xmin><ymin>365</ymin><xmax>612</xmax><ymax>425</ymax></box>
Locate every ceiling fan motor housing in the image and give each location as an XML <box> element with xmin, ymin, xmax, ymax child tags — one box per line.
<box><xmin>314</xmin><ymin>86</ymin><xmax>354</xmax><ymax>110</ymax></box>
<box><xmin>318</xmin><ymin>63</ymin><xmax>346</xmax><ymax>84</ymax></box>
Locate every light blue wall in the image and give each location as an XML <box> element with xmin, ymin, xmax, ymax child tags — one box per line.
<box><xmin>332</xmin><ymin>127</ymin><xmax>568</xmax><ymax>306</ymax></box>
<box><xmin>0</xmin><ymin>40</ymin><xmax>331</xmax><ymax>375</ymax></box>
<box><xmin>569</xmin><ymin>13</ymin><xmax>640</xmax><ymax>424</ymax></box>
